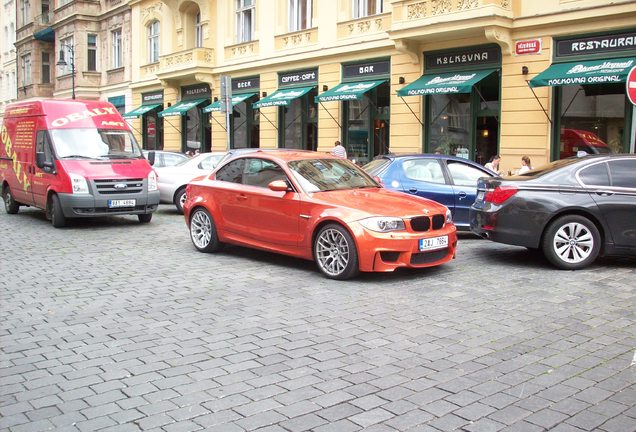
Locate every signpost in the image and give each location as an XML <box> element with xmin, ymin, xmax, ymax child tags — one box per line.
<box><xmin>627</xmin><ymin>66</ymin><xmax>636</xmax><ymax>106</ymax></box>
<box><xmin>220</xmin><ymin>75</ymin><xmax>232</xmax><ymax>150</ymax></box>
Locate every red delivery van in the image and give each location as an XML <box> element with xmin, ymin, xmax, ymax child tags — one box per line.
<box><xmin>0</xmin><ymin>99</ymin><xmax>160</xmax><ymax>227</ymax></box>
<box><xmin>560</xmin><ymin>128</ymin><xmax>612</xmax><ymax>159</ymax></box>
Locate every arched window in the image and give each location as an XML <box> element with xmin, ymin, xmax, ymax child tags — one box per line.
<box><xmin>195</xmin><ymin>13</ymin><xmax>203</xmax><ymax>48</ymax></box>
<box><xmin>147</xmin><ymin>20</ymin><xmax>160</xmax><ymax>63</ymax></box>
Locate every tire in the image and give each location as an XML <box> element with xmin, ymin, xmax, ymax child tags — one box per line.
<box><xmin>3</xmin><ymin>185</ymin><xmax>19</xmax><ymax>214</ymax></box>
<box><xmin>50</xmin><ymin>194</ymin><xmax>66</xmax><ymax>228</ymax></box>
<box><xmin>174</xmin><ymin>187</ymin><xmax>186</xmax><ymax>214</ymax></box>
<box><xmin>138</xmin><ymin>213</ymin><xmax>152</xmax><ymax>223</ymax></box>
<box><xmin>314</xmin><ymin>223</ymin><xmax>359</xmax><ymax>280</ymax></box>
<box><xmin>189</xmin><ymin>207</ymin><xmax>221</xmax><ymax>253</ymax></box>
<box><xmin>542</xmin><ymin>215</ymin><xmax>600</xmax><ymax>270</ymax></box>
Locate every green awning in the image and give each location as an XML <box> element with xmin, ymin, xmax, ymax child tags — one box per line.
<box><xmin>397</xmin><ymin>69</ymin><xmax>496</xmax><ymax>96</ymax></box>
<box><xmin>122</xmin><ymin>103</ymin><xmax>162</xmax><ymax>119</ymax></box>
<box><xmin>203</xmin><ymin>93</ymin><xmax>256</xmax><ymax>113</ymax></box>
<box><xmin>158</xmin><ymin>98</ymin><xmax>209</xmax><ymax>118</ymax></box>
<box><xmin>529</xmin><ymin>57</ymin><xmax>636</xmax><ymax>88</ymax></box>
<box><xmin>253</xmin><ymin>86</ymin><xmax>314</xmax><ymax>109</ymax></box>
<box><xmin>315</xmin><ymin>80</ymin><xmax>387</xmax><ymax>103</ymax></box>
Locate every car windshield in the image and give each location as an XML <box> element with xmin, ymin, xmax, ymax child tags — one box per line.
<box><xmin>288</xmin><ymin>158</ymin><xmax>379</xmax><ymax>193</ymax></box>
<box><xmin>51</xmin><ymin>128</ymin><xmax>142</xmax><ymax>159</ymax></box>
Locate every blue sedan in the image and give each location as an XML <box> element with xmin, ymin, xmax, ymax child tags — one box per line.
<box><xmin>363</xmin><ymin>154</ymin><xmax>497</xmax><ymax>230</ymax></box>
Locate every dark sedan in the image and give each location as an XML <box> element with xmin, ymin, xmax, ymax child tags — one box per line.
<box><xmin>470</xmin><ymin>154</ymin><xmax>636</xmax><ymax>270</ymax></box>
<box><xmin>364</xmin><ymin>154</ymin><xmax>496</xmax><ymax>230</ymax></box>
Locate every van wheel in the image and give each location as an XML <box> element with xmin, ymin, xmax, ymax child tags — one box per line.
<box><xmin>138</xmin><ymin>213</ymin><xmax>152</xmax><ymax>223</ymax></box>
<box><xmin>174</xmin><ymin>188</ymin><xmax>186</xmax><ymax>214</ymax></box>
<box><xmin>50</xmin><ymin>194</ymin><xmax>66</xmax><ymax>228</ymax></box>
<box><xmin>3</xmin><ymin>186</ymin><xmax>20</xmax><ymax>214</ymax></box>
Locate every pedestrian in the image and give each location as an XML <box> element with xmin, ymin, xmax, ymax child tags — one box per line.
<box><xmin>331</xmin><ymin>140</ymin><xmax>347</xmax><ymax>159</ymax></box>
<box><xmin>485</xmin><ymin>154</ymin><xmax>502</xmax><ymax>175</ymax></box>
<box><xmin>518</xmin><ymin>155</ymin><xmax>532</xmax><ymax>173</ymax></box>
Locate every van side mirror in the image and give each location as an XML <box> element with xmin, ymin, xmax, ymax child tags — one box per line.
<box><xmin>146</xmin><ymin>151</ymin><xmax>156</xmax><ymax>166</ymax></box>
<box><xmin>35</xmin><ymin>152</ymin><xmax>54</xmax><ymax>171</ymax></box>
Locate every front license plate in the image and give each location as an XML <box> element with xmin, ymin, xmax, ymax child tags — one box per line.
<box><xmin>108</xmin><ymin>199</ymin><xmax>136</xmax><ymax>208</ymax></box>
<box><xmin>419</xmin><ymin>235</ymin><xmax>448</xmax><ymax>251</ymax></box>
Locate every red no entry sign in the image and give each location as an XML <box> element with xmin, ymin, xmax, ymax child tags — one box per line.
<box><xmin>627</xmin><ymin>66</ymin><xmax>636</xmax><ymax>106</ymax></box>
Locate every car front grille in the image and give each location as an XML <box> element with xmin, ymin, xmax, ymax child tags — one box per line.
<box><xmin>410</xmin><ymin>248</ymin><xmax>449</xmax><ymax>265</ymax></box>
<box><xmin>410</xmin><ymin>214</ymin><xmax>446</xmax><ymax>232</ymax></box>
<box><xmin>93</xmin><ymin>178</ymin><xmax>144</xmax><ymax>195</ymax></box>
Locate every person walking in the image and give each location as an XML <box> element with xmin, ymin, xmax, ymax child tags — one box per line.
<box><xmin>331</xmin><ymin>140</ymin><xmax>347</xmax><ymax>159</ymax></box>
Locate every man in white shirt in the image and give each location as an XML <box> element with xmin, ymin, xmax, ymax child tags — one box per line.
<box><xmin>331</xmin><ymin>140</ymin><xmax>347</xmax><ymax>159</ymax></box>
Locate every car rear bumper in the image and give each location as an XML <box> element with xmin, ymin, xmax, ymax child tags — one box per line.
<box><xmin>351</xmin><ymin>223</ymin><xmax>458</xmax><ymax>272</ymax></box>
<box><xmin>469</xmin><ymin>207</ymin><xmax>542</xmax><ymax>248</ymax></box>
<box><xmin>58</xmin><ymin>191</ymin><xmax>160</xmax><ymax>218</ymax></box>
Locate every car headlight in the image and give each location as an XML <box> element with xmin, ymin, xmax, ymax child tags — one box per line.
<box><xmin>360</xmin><ymin>217</ymin><xmax>406</xmax><ymax>232</ymax></box>
<box><xmin>69</xmin><ymin>173</ymin><xmax>89</xmax><ymax>194</ymax></box>
<box><xmin>148</xmin><ymin>170</ymin><xmax>158</xmax><ymax>191</ymax></box>
<box><xmin>446</xmin><ymin>208</ymin><xmax>452</xmax><ymax>224</ymax></box>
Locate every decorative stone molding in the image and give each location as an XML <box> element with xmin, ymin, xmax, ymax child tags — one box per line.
<box><xmin>141</xmin><ymin>63</ymin><xmax>159</xmax><ymax>78</ymax></box>
<box><xmin>227</xmin><ymin>42</ymin><xmax>256</xmax><ymax>58</ymax></box>
<box><xmin>340</xmin><ymin>13</ymin><xmax>389</xmax><ymax>38</ymax></box>
<box><xmin>501</xmin><ymin>0</ymin><xmax>511</xmax><ymax>9</ymax></box>
<box><xmin>395</xmin><ymin>39</ymin><xmax>419</xmax><ymax>64</ymax></box>
<box><xmin>275</xmin><ymin>29</ymin><xmax>317</xmax><ymax>50</ymax></box>
<box><xmin>485</xmin><ymin>25</ymin><xmax>512</xmax><ymax>55</ymax></box>
<box><xmin>458</xmin><ymin>0</ymin><xmax>478</xmax><ymax>10</ymax></box>
<box><xmin>431</xmin><ymin>0</ymin><xmax>452</xmax><ymax>15</ymax></box>
<box><xmin>407</xmin><ymin>2</ymin><xmax>426</xmax><ymax>19</ymax></box>
<box><xmin>141</xmin><ymin>2</ymin><xmax>162</xmax><ymax>20</ymax></box>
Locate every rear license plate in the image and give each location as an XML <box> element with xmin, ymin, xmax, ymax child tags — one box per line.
<box><xmin>419</xmin><ymin>235</ymin><xmax>448</xmax><ymax>251</ymax></box>
<box><xmin>108</xmin><ymin>199</ymin><xmax>136</xmax><ymax>208</ymax></box>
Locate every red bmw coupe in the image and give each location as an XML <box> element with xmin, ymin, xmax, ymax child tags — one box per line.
<box><xmin>184</xmin><ymin>150</ymin><xmax>457</xmax><ymax>279</ymax></box>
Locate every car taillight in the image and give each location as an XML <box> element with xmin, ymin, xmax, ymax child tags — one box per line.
<box><xmin>484</xmin><ymin>186</ymin><xmax>518</xmax><ymax>204</ymax></box>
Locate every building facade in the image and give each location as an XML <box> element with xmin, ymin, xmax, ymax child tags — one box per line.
<box><xmin>0</xmin><ymin>0</ymin><xmax>18</xmax><ymax>123</ymax></box>
<box><xmin>9</xmin><ymin>0</ymin><xmax>636</xmax><ymax>174</ymax></box>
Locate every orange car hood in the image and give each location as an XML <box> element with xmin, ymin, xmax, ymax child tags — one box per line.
<box><xmin>310</xmin><ymin>187</ymin><xmax>448</xmax><ymax>219</ymax></box>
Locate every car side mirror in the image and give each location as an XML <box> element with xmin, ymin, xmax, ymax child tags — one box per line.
<box><xmin>146</xmin><ymin>151</ymin><xmax>156</xmax><ymax>166</ymax></box>
<box><xmin>35</xmin><ymin>152</ymin><xmax>55</xmax><ymax>172</ymax></box>
<box><xmin>269</xmin><ymin>180</ymin><xmax>290</xmax><ymax>192</ymax></box>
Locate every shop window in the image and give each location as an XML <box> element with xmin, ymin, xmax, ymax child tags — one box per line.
<box><xmin>558</xmin><ymin>84</ymin><xmax>626</xmax><ymax>159</ymax></box>
<box><xmin>280</xmin><ymin>88</ymin><xmax>317</xmax><ymax>150</ymax></box>
<box><xmin>232</xmin><ymin>95</ymin><xmax>260</xmax><ymax>148</ymax></box>
<box><xmin>236</xmin><ymin>0</ymin><xmax>254</xmax><ymax>43</ymax></box>
<box><xmin>147</xmin><ymin>20</ymin><xmax>160</xmax><ymax>64</ymax></box>
<box><xmin>429</xmin><ymin>93</ymin><xmax>471</xmax><ymax>156</ymax></box>
<box><xmin>289</xmin><ymin>0</ymin><xmax>311</xmax><ymax>32</ymax></box>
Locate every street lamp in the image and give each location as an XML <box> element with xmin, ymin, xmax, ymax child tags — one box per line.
<box><xmin>56</xmin><ymin>43</ymin><xmax>75</xmax><ymax>99</ymax></box>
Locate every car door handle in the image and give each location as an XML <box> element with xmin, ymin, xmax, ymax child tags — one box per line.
<box><xmin>236</xmin><ymin>194</ymin><xmax>248</xmax><ymax>201</ymax></box>
<box><xmin>458</xmin><ymin>192</ymin><xmax>467</xmax><ymax>199</ymax></box>
<box><xmin>594</xmin><ymin>190</ymin><xmax>614</xmax><ymax>197</ymax></box>
<box><xmin>408</xmin><ymin>188</ymin><xmax>417</xmax><ymax>194</ymax></box>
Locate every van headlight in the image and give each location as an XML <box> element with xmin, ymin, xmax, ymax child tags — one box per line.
<box><xmin>360</xmin><ymin>217</ymin><xmax>405</xmax><ymax>232</ymax></box>
<box><xmin>69</xmin><ymin>173</ymin><xmax>89</xmax><ymax>194</ymax></box>
<box><xmin>148</xmin><ymin>171</ymin><xmax>158</xmax><ymax>191</ymax></box>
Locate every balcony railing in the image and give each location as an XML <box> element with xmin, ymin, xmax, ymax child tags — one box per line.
<box><xmin>391</xmin><ymin>0</ymin><xmax>512</xmax><ymax>24</ymax></box>
<box><xmin>275</xmin><ymin>28</ymin><xmax>318</xmax><ymax>51</ymax></box>
<box><xmin>337</xmin><ymin>12</ymin><xmax>391</xmax><ymax>39</ymax></box>
<box><xmin>158</xmin><ymin>47</ymin><xmax>215</xmax><ymax>74</ymax></box>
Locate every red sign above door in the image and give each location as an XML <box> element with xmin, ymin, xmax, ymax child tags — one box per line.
<box><xmin>515</xmin><ymin>39</ymin><xmax>542</xmax><ymax>55</ymax></box>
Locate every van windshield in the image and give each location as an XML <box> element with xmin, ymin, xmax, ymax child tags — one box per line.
<box><xmin>50</xmin><ymin>129</ymin><xmax>143</xmax><ymax>159</ymax></box>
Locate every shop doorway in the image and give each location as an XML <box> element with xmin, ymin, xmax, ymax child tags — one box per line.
<box><xmin>143</xmin><ymin>111</ymin><xmax>163</xmax><ymax>150</ymax></box>
<box><xmin>279</xmin><ymin>88</ymin><xmax>318</xmax><ymax>150</ymax></box>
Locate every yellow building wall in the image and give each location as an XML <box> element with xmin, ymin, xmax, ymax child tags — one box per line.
<box><xmin>390</xmin><ymin>53</ymin><xmax>424</xmax><ymax>153</ymax></box>
<box><xmin>317</xmin><ymin>63</ymin><xmax>342</xmax><ymax>153</ymax></box>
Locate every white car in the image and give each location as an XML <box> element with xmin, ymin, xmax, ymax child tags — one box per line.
<box><xmin>155</xmin><ymin>152</ymin><xmax>226</xmax><ymax>213</ymax></box>
<box><xmin>143</xmin><ymin>150</ymin><xmax>189</xmax><ymax>168</ymax></box>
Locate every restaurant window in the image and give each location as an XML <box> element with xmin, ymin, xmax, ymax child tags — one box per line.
<box><xmin>41</xmin><ymin>52</ymin><xmax>50</xmax><ymax>84</ymax></box>
<box><xmin>280</xmin><ymin>88</ymin><xmax>318</xmax><ymax>151</ymax></box>
<box><xmin>556</xmin><ymin>84</ymin><xmax>627</xmax><ymax>159</ymax></box>
<box><xmin>232</xmin><ymin>94</ymin><xmax>260</xmax><ymax>149</ymax></box>
<box><xmin>352</xmin><ymin>0</ymin><xmax>382</xmax><ymax>19</ymax></box>
<box><xmin>289</xmin><ymin>0</ymin><xmax>311</xmax><ymax>32</ymax></box>
<box><xmin>147</xmin><ymin>20</ymin><xmax>160</xmax><ymax>63</ymax></box>
<box><xmin>343</xmin><ymin>82</ymin><xmax>390</xmax><ymax>165</ymax></box>
<box><xmin>87</xmin><ymin>34</ymin><xmax>97</xmax><ymax>71</ymax></box>
<box><xmin>236</xmin><ymin>0</ymin><xmax>254</xmax><ymax>43</ymax></box>
<box><xmin>111</xmin><ymin>29</ymin><xmax>122</xmax><ymax>69</ymax></box>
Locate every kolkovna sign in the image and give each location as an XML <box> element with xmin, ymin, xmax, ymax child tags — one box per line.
<box><xmin>627</xmin><ymin>66</ymin><xmax>636</xmax><ymax>106</ymax></box>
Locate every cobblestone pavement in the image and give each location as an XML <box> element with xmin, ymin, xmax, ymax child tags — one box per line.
<box><xmin>1</xmin><ymin>206</ymin><xmax>635</xmax><ymax>432</ymax></box>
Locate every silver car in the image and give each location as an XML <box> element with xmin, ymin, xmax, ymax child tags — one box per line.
<box><xmin>143</xmin><ymin>150</ymin><xmax>189</xmax><ymax>168</ymax></box>
<box><xmin>155</xmin><ymin>152</ymin><xmax>226</xmax><ymax>213</ymax></box>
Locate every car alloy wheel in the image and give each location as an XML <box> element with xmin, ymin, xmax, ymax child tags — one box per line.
<box><xmin>543</xmin><ymin>215</ymin><xmax>600</xmax><ymax>270</ymax></box>
<box><xmin>314</xmin><ymin>224</ymin><xmax>359</xmax><ymax>280</ymax></box>
<box><xmin>189</xmin><ymin>207</ymin><xmax>221</xmax><ymax>252</ymax></box>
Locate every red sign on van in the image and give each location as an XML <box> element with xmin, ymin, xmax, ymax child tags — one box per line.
<box><xmin>627</xmin><ymin>66</ymin><xmax>636</xmax><ymax>106</ymax></box>
<box><xmin>515</xmin><ymin>39</ymin><xmax>542</xmax><ymax>55</ymax></box>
